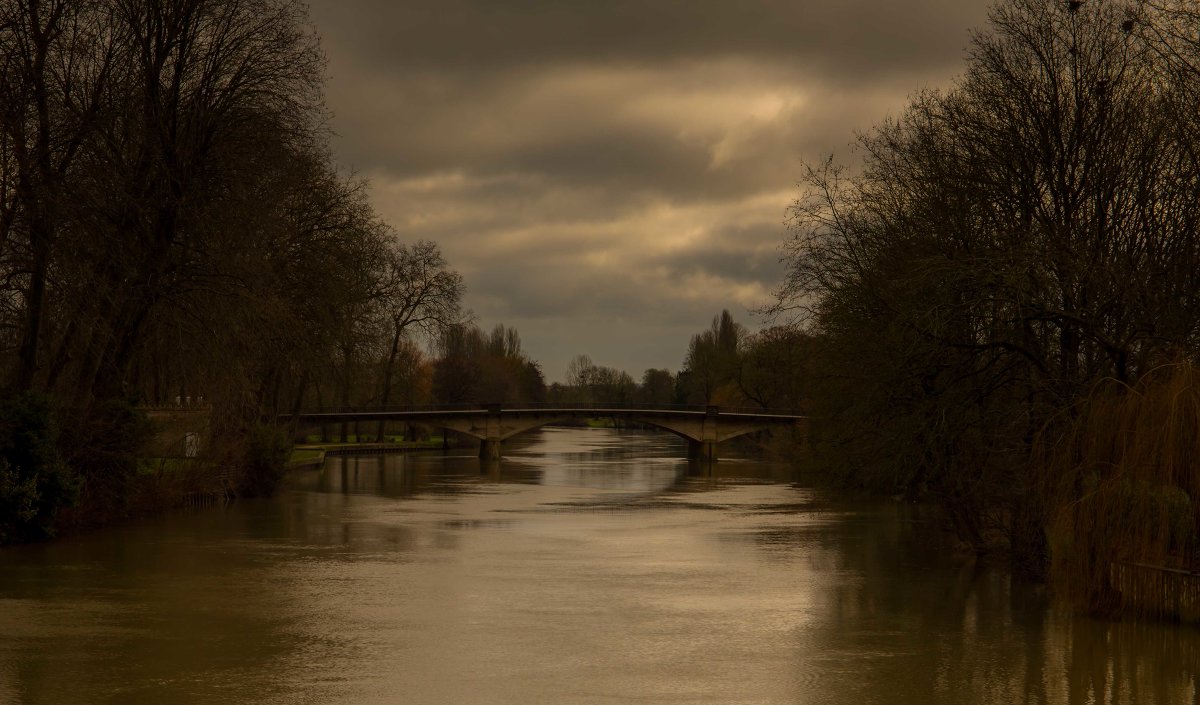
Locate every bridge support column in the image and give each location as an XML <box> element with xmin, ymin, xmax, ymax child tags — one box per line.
<box><xmin>687</xmin><ymin>439</ymin><xmax>716</xmax><ymax>461</ymax></box>
<box><xmin>479</xmin><ymin>437</ymin><xmax>502</xmax><ymax>459</ymax></box>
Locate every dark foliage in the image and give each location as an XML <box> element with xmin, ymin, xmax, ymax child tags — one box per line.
<box><xmin>237</xmin><ymin>425</ymin><xmax>293</xmax><ymax>498</ymax></box>
<box><xmin>0</xmin><ymin>393</ymin><xmax>78</xmax><ymax>543</ymax></box>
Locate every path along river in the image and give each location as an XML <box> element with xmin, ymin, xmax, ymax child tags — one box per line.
<box><xmin>2</xmin><ymin>426</ymin><xmax>1199</xmax><ymax>704</ymax></box>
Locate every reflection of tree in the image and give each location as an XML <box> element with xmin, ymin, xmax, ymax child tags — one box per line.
<box><xmin>789</xmin><ymin>497</ymin><xmax>1200</xmax><ymax>705</ymax></box>
<box><xmin>308</xmin><ymin>454</ymin><xmax>500</xmax><ymax>499</ymax></box>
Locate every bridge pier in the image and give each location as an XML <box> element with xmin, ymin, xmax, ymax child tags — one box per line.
<box><xmin>479</xmin><ymin>438</ymin><xmax>502</xmax><ymax>460</ymax></box>
<box><xmin>687</xmin><ymin>439</ymin><xmax>716</xmax><ymax>461</ymax></box>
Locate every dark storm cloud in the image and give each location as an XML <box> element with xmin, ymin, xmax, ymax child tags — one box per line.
<box><xmin>469</xmin><ymin>265</ymin><xmax>660</xmax><ymax>320</ymax></box>
<box><xmin>305</xmin><ymin>0</ymin><xmax>993</xmax><ymax>379</ymax></box>
<box><xmin>325</xmin><ymin>63</ymin><xmax>751</xmax><ymax>190</ymax></box>
<box><xmin>508</xmin><ymin>130</ymin><xmax>709</xmax><ymax>194</ymax></box>
<box><xmin>653</xmin><ymin>223</ymin><xmax>786</xmax><ymax>285</ymax></box>
<box><xmin>457</xmin><ymin>213</ymin><xmax>786</xmax><ymax>325</ymax></box>
<box><xmin>314</xmin><ymin>0</ymin><xmax>986</xmax><ymax>80</ymax></box>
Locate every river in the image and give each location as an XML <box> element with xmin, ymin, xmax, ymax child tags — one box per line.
<box><xmin>1</xmin><ymin>426</ymin><xmax>1198</xmax><ymax>704</ymax></box>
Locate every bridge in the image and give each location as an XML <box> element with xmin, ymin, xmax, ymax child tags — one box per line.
<box><xmin>280</xmin><ymin>404</ymin><xmax>806</xmax><ymax>461</ymax></box>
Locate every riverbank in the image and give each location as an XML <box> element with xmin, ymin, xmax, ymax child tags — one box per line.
<box><xmin>286</xmin><ymin>436</ymin><xmax>476</xmax><ymax>469</ymax></box>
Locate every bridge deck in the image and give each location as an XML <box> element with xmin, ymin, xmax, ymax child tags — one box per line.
<box><xmin>280</xmin><ymin>405</ymin><xmax>805</xmax><ymax>461</ymax></box>
<box><xmin>281</xmin><ymin>405</ymin><xmax>804</xmax><ymax>423</ymax></box>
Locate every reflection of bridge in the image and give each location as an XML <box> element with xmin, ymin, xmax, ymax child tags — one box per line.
<box><xmin>281</xmin><ymin>404</ymin><xmax>806</xmax><ymax>460</ymax></box>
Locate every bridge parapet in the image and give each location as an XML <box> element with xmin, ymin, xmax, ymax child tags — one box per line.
<box><xmin>286</xmin><ymin>402</ymin><xmax>805</xmax><ymax>417</ymax></box>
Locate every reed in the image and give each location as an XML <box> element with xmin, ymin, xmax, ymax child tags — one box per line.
<box><xmin>1036</xmin><ymin>362</ymin><xmax>1200</xmax><ymax>619</ymax></box>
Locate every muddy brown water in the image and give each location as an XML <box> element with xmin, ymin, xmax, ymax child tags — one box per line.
<box><xmin>1</xmin><ymin>427</ymin><xmax>1197</xmax><ymax>704</ymax></box>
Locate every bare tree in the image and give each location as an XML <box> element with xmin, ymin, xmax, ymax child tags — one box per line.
<box><xmin>0</xmin><ymin>0</ymin><xmax>121</xmax><ymax>390</ymax></box>
<box><xmin>375</xmin><ymin>239</ymin><xmax>463</xmax><ymax>436</ymax></box>
<box><xmin>67</xmin><ymin>0</ymin><xmax>324</xmax><ymax>402</ymax></box>
<box><xmin>565</xmin><ymin>354</ymin><xmax>593</xmax><ymax>387</ymax></box>
<box><xmin>432</xmin><ymin>323</ymin><xmax>544</xmax><ymax>406</ymax></box>
<box><xmin>737</xmin><ymin>326</ymin><xmax>812</xmax><ymax>410</ymax></box>
<box><xmin>771</xmin><ymin>0</ymin><xmax>1200</xmax><ymax>562</ymax></box>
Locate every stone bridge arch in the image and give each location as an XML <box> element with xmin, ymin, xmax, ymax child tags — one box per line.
<box><xmin>431</xmin><ymin>409</ymin><xmax>787</xmax><ymax>460</ymax></box>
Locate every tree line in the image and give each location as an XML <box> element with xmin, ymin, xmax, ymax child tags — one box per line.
<box><xmin>548</xmin><ymin>309</ymin><xmax>810</xmax><ymax>418</ymax></box>
<box><xmin>767</xmin><ymin>0</ymin><xmax>1200</xmax><ymax>615</ymax></box>
<box><xmin>0</xmin><ymin>0</ymin><xmax>518</xmax><ymax>542</ymax></box>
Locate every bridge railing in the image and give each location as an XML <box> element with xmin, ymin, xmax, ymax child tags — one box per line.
<box><xmin>281</xmin><ymin>402</ymin><xmax>805</xmax><ymax>418</ymax></box>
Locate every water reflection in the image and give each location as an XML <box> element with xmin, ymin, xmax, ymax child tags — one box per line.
<box><xmin>0</xmin><ymin>427</ymin><xmax>1197</xmax><ymax>704</ymax></box>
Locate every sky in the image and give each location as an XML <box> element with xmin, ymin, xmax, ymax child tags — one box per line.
<box><xmin>305</xmin><ymin>0</ymin><xmax>994</xmax><ymax>383</ymax></box>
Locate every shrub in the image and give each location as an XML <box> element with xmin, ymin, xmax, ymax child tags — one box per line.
<box><xmin>64</xmin><ymin>399</ymin><xmax>154</xmax><ymax>519</ymax></box>
<box><xmin>0</xmin><ymin>393</ymin><xmax>79</xmax><ymax>544</ymax></box>
<box><xmin>238</xmin><ymin>425</ymin><xmax>292</xmax><ymax>497</ymax></box>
